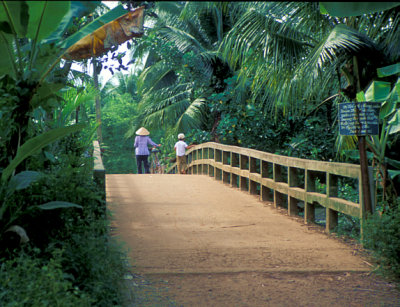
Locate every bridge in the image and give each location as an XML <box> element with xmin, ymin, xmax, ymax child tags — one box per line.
<box><xmin>92</xmin><ymin>141</ymin><xmax>400</xmax><ymax>306</ymax></box>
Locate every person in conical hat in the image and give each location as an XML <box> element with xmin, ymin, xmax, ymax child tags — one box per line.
<box><xmin>174</xmin><ymin>133</ymin><xmax>194</xmax><ymax>174</ymax></box>
<box><xmin>135</xmin><ymin>127</ymin><xmax>150</xmax><ymax>136</ymax></box>
<box><xmin>134</xmin><ymin>127</ymin><xmax>161</xmax><ymax>174</ymax></box>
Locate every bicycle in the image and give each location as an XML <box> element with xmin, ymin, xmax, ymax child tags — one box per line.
<box><xmin>149</xmin><ymin>147</ymin><xmax>164</xmax><ymax>174</ymax></box>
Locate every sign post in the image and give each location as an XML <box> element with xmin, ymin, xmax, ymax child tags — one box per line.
<box><xmin>339</xmin><ymin>102</ymin><xmax>380</xmax><ymax>136</ymax></box>
<box><xmin>339</xmin><ymin>102</ymin><xmax>380</xmax><ymax>216</ymax></box>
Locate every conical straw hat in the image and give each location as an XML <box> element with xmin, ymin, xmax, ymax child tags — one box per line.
<box><xmin>136</xmin><ymin>127</ymin><xmax>150</xmax><ymax>136</ymax></box>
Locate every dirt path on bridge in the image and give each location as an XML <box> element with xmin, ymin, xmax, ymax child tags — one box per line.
<box><xmin>107</xmin><ymin>174</ymin><xmax>400</xmax><ymax>306</ymax></box>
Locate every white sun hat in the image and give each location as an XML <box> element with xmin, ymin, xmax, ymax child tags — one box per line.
<box><xmin>178</xmin><ymin>133</ymin><xmax>185</xmax><ymax>140</ymax></box>
<box><xmin>136</xmin><ymin>127</ymin><xmax>150</xmax><ymax>136</ymax></box>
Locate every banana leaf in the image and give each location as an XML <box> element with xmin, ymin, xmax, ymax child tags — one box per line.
<box><xmin>26</xmin><ymin>1</ymin><xmax>70</xmax><ymax>42</ymax></box>
<box><xmin>1</xmin><ymin>123</ymin><xmax>86</xmax><ymax>181</ymax></box>
<box><xmin>42</xmin><ymin>1</ymin><xmax>101</xmax><ymax>45</ymax></box>
<box><xmin>377</xmin><ymin>63</ymin><xmax>400</xmax><ymax>78</ymax></box>
<box><xmin>388</xmin><ymin>110</ymin><xmax>400</xmax><ymax>135</ymax></box>
<box><xmin>388</xmin><ymin>170</ymin><xmax>400</xmax><ymax>180</ymax></box>
<box><xmin>7</xmin><ymin>171</ymin><xmax>42</xmax><ymax>191</ymax></box>
<box><xmin>0</xmin><ymin>1</ymin><xmax>28</xmax><ymax>37</ymax></box>
<box><xmin>364</xmin><ymin>80</ymin><xmax>391</xmax><ymax>103</ymax></box>
<box><xmin>0</xmin><ymin>1</ymin><xmax>101</xmax><ymax>78</ymax></box>
<box><xmin>38</xmin><ymin>201</ymin><xmax>82</xmax><ymax>210</ymax></box>
<box><xmin>62</xmin><ymin>5</ymin><xmax>144</xmax><ymax>60</ymax></box>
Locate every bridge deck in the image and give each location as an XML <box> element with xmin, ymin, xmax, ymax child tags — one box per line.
<box><xmin>107</xmin><ymin>174</ymin><xmax>399</xmax><ymax>306</ymax></box>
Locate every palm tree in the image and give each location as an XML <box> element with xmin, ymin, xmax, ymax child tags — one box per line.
<box><xmin>218</xmin><ymin>2</ymin><xmax>400</xmax><ymax>117</ymax></box>
<box><xmin>130</xmin><ymin>2</ymin><xmax>242</xmax><ymax>136</ymax></box>
<box><xmin>101</xmin><ymin>71</ymin><xmax>138</xmax><ymax>99</ymax></box>
<box><xmin>219</xmin><ymin>2</ymin><xmax>400</xmax><ymax>211</ymax></box>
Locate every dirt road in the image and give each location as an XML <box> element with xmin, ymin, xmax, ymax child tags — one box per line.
<box><xmin>107</xmin><ymin>174</ymin><xmax>400</xmax><ymax>306</ymax></box>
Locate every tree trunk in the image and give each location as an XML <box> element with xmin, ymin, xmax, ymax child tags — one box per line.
<box><xmin>353</xmin><ymin>56</ymin><xmax>372</xmax><ymax>216</ymax></box>
<box><xmin>92</xmin><ymin>57</ymin><xmax>102</xmax><ymax>143</ymax></box>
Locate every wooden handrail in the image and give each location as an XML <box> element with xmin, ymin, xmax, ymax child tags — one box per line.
<box><xmin>168</xmin><ymin>142</ymin><xmax>375</xmax><ymax>233</ymax></box>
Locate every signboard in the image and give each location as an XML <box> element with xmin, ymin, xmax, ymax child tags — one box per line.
<box><xmin>339</xmin><ymin>102</ymin><xmax>381</xmax><ymax>136</ymax></box>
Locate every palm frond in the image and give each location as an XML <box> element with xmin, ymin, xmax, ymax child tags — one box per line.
<box><xmin>300</xmin><ymin>24</ymin><xmax>380</xmax><ymax>72</ymax></box>
<box><xmin>335</xmin><ymin>135</ymin><xmax>358</xmax><ymax>153</ymax></box>
<box><xmin>137</xmin><ymin>82</ymin><xmax>208</xmax><ymax>133</ymax></box>
<box><xmin>138</xmin><ymin>83</ymin><xmax>192</xmax><ymax>129</ymax></box>
<box><xmin>219</xmin><ymin>8</ymin><xmax>314</xmax><ymax>71</ymax></box>
<box><xmin>174</xmin><ymin>98</ymin><xmax>207</xmax><ymax>133</ymax></box>
<box><xmin>155</xmin><ymin>2</ymin><xmax>184</xmax><ymax>17</ymax></box>
<box><xmin>159</xmin><ymin>26</ymin><xmax>208</xmax><ymax>56</ymax></box>
<box><xmin>137</xmin><ymin>60</ymin><xmax>176</xmax><ymax>96</ymax></box>
<box><xmin>156</xmin><ymin>26</ymin><xmax>216</xmax><ymax>78</ymax></box>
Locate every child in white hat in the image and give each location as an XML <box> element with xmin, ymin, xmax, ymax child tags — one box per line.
<box><xmin>174</xmin><ymin>133</ymin><xmax>194</xmax><ymax>174</ymax></box>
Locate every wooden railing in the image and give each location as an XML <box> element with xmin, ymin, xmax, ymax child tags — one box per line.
<box><xmin>93</xmin><ymin>140</ymin><xmax>106</xmax><ymax>200</ymax></box>
<box><xmin>167</xmin><ymin>142</ymin><xmax>375</xmax><ymax>233</ymax></box>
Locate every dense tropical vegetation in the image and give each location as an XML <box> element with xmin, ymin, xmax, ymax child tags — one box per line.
<box><xmin>0</xmin><ymin>1</ymin><xmax>130</xmax><ymax>305</ymax></box>
<box><xmin>106</xmin><ymin>1</ymin><xmax>400</xmax><ymax>280</ymax></box>
<box><xmin>1</xmin><ymin>1</ymin><xmax>400</xmax><ymax>304</ymax></box>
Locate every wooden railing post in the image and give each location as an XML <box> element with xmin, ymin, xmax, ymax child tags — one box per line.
<box><xmin>199</xmin><ymin>148</ymin><xmax>203</xmax><ymax>174</ymax></box>
<box><xmin>209</xmin><ymin>148</ymin><xmax>215</xmax><ymax>177</ymax></box>
<box><xmin>261</xmin><ymin>160</ymin><xmax>271</xmax><ymax>201</ymax></box>
<box><xmin>288</xmin><ymin>167</ymin><xmax>299</xmax><ymax>216</ymax></box>
<box><xmin>223</xmin><ymin>151</ymin><xmax>230</xmax><ymax>184</ymax></box>
<box><xmin>305</xmin><ymin>170</ymin><xmax>316</xmax><ymax>224</ymax></box>
<box><xmin>215</xmin><ymin>149</ymin><xmax>222</xmax><ymax>181</ymax></box>
<box><xmin>326</xmin><ymin>173</ymin><xmax>338</xmax><ymax>231</ymax></box>
<box><xmin>231</xmin><ymin>152</ymin><xmax>239</xmax><ymax>188</ymax></box>
<box><xmin>191</xmin><ymin>150</ymin><xmax>198</xmax><ymax>174</ymax></box>
<box><xmin>188</xmin><ymin>151</ymin><xmax>193</xmax><ymax>174</ymax></box>
<box><xmin>249</xmin><ymin>157</ymin><xmax>258</xmax><ymax>195</ymax></box>
<box><xmin>273</xmin><ymin>163</ymin><xmax>284</xmax><ymax>208</ymax></box>
<box><xmin>240</xmin><ymin>155</ymin><xmax>248</xmax><ymax>192</ymax></box>
<box><xmin>261</xmin><ymin>160</ymin><xmax>268</xmax><ymax>178</ymax></box>
<box><xmin>250</xmin><ymin>157</ymin><xmax>257</xmax><ymax>173</ymax></box>
<box><xmin>204</xmin><ymin>148</ymin><xmax>208</xmax><ymax>175</ymax></box>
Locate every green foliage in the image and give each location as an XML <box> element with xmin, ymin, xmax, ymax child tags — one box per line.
<box><xmin>279</xmin><ymin>116</ymin><xmax>336</xmax><ymax>160</ymax></box>
<box><xmin>0</xmin><ymin>74</ymin><xmax>37</xmax><ymax>169</ymax></box>
<box><xmin>314</xmin><ymin>178</ymin><xmax>327</xmax><ymax>194</ymax></box>
<box><xmin>363</xmin><ymin>204</ymin><xmax>400</xmax><ymax>280</ymax></box>
<box><xmin>334</xmin><ymin>181</ymin><xmax>360</xmax><ymax>238</ymax></box>
<box><xmin>1</xmin><ymin>123</ymin><xmax>86</xmax><ymax>181</ymax></box>
<box><xmin>0</xmin><ymin>2</ymin><xmax>131</xmax><ymax>305</ymax></box>
<box><xmin>209</xmin><ymin>76</ymin><xmax>337</xmax><ymax>161</ymax></box>
<box><xmin>132</xmin><ymin>2</ymin><xmax>230</xmax><ymax>135</ymax></box>
<box><xmin>0</xmin><ymin>143</ymin><xmax>128</xmax><ymax>305</ymax></box>
<box><xmin>186</xmin><ymin>129</ymin><xmax>212</xmax><ymax>145</ymax></box>
<box><xmin>349</xmin><ymin>63</ymin><xmax>400</xmax><ymax>209</ymax></box>
<box><xmin>320</xmin><ymin>2</ymin><xmax>400</xmax><ymax>17</ymax></box>
<box><xmin>0</xmin><ymin>249</ymin><xmax>93</xmax><ymax>306</ymax></box>
<box><xmin>338</xmin><ymin>179</ymin><xmax>359</xmax><ymax>203</ymax></box>
<box><xmin>0</xmin><ymin>1</ymin><xmax>126</xmax><ymax>174</ymax></box>
<box><xmin>336</xmin><ymin>213</ymin><xmax>360</xmax><ymax>239</ymax></box>
<box><xmin>59</xmin><ymin>224</ymin><xmax>127</xmax><ymax>306</ymax></box>
<box><xmin>215</xmin><ymin>103</ymin><xmax>279</xmax><ymax>151</ymax></box>
<box><xmin>101</xmin><ymin>91</ymin><xmax>138</xmax><ymax>174</ymax></box>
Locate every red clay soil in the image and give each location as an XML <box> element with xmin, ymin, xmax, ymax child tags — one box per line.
<box><xmin>107</xmin><ymin>174</ymin><xmax>400</xmax><ymax>306</ymax></box>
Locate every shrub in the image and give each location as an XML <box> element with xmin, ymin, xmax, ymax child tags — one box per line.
<box><xmin>0</xmin><ymin>249</ymin><xmax>93</xmax><ymax>306</ymax></box>
<box><xmin>1</xmin><ymin>137</ymin><xmax>128</xmax><ymax>306</ymax></box>
<box><xmin>362</xmin><ymin>203</ymin><xmax>400</xmax><ymax>280</ymax></box>
<box><xmin>56</xmin><ymin>218</ymin><xmax>128</xmax><ymax>306</ymax></box>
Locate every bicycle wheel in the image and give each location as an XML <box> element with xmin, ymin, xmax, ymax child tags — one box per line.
<box><xmin>149</xmin><ymin>156</ymin><xmax>156</xmax><ymax>174</ymax></box>
<box><xmin>154</xmin><ymin>163</ymin><xmax>163</xmax><ymax>174</ymax></box>
<box><xmin>153</xmin><ymin>160</ymin><xmax>162</xmax><ymax>174</ymax></box>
